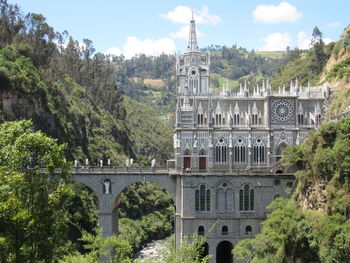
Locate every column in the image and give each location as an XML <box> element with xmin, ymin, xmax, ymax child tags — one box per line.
<box><xmin>99</xmin><ymin>210</ymin><xmax>118</xmax><ymax>237</ymax></box>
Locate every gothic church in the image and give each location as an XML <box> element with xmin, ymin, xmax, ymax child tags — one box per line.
<box><xmin>173</xmin><ymin>17</ymin><xmax>328</xmax><ymax>262</ymax></box>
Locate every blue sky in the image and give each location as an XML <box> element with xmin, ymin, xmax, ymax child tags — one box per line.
<box><xmin>10</xmin><ymin>0</ymin><xmax>350</xmax><ymax>58</ymax></box>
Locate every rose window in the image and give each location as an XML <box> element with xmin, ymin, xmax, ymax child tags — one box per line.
<box><xmin>272</xmin><ymin>100</ymin><xmax>293</xmax><ymax>122</ymax></box>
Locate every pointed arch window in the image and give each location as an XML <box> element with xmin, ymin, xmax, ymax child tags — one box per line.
<box><xmin>298</xmin><ymin>113</ymin><xmax>304</xmax><ymax>125</ymax></box>
<box><xmin>215</xmin><ymin>114</ymin><xmax>222</xmax><ymax>125</ymax></box>
<box><xmin>188</xmin><ymin>68</ymin><xmax>199</xmax><ymax>93</ymax></box>
<box><xmin>197</xmin><ymin>113</ymin><xmax>204</xmax><ymax>125</ymax></box>
<box><xmin>252</xmin><ymin>114</ymin><xmax>258</xmax><ymax>125</ymax></box>
<box><xmin>234</xmin><ymin>138</ymin><xmax>246</xmax><ymax>163</ymax></box>
<box><xmin>253</xmin><ymin>138</ymin><xmax>265</xmax><ymax>163</ymax></box>
<box><xmin>195</xmin><ymin>184</ymin><xmax>210</xmax><ymax>211</ymax></box>
<box><xmin>215</xmin><ymin>138</ymin><xmax>227</xmax><ymax>163</ymax></box>
<box><xmin>239</xmin><ymin>184</ymin><xmax>254</xmax><ymax>211</ymax></box>
<box><xmin>233</xmin><ymin>114</ymin><xmax>240</xmax><ymax>125</ymax></box>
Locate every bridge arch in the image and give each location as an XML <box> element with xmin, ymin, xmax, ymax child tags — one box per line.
<box><xmin>72</xmin><ymin>168</ymin><xmax>177</xmax><ymax>238</ymax></box>
<box><xmin>109</xmin><ymin>174</ymin><xmax>176</xmax><ymax>211</ymax></box>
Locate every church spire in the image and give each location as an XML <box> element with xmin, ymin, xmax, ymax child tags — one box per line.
<box><xmin>187</xmin><ymin>12</ymin><xmax>199</xmax><ymax>53</ymax></box>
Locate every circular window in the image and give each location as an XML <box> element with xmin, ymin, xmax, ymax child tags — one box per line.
<box><xmin>223</xmin><ymin>183</ymin><xmax>227</xmax><ymax>187</ymax></box>
<box><xmin>274</xmin><ymin>179</ymin><xmax>281</xmax><ymax>186</ymax></box>
<box><xmin>191</xmin><ymin>70</ymin><xmax>196</xmax><ymax>75</ymax></box>
<box><xmin>272</xmin><ymin>100</ymin><xmax>293</xmax><ymax>122</ymax></box>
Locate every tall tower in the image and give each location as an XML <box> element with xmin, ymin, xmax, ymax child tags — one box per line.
<box><xmin>175</xmin><ymin>17</ymin><xmax>210</xmax><ymax>171</ymax></box>
<box><xmin>176</xmin><ymin>17</ymin><xmax>210</xmax><ymax>96</ymax></box>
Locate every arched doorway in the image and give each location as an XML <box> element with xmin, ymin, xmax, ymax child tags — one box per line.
<box><xmin>216</xmin><ymin>240</ymin><xmax>233</xmax><ymax>263</ymax></box>
<box><xmin>184</xmin><ymin>149</ymin><xmax>191</xmax><ymax>170</ymax></box>
<box><xmin>199</xmin><ymin>149</ymin><xmax>206</xmax><ymax>171</ymax></box>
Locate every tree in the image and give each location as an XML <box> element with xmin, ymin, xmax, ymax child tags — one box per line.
<box><xmin>0</xmin><ymin>120</ymin><xmax>73</xmax><ymax>262</ymax></box>
<box><xmin>59</xmin><ymin>231</ymin><xmax>132</xmax><ymax>263</ymax></box>
<box><xmin>310</xmin><ymin>26</ymin><xmax>327</xmax><ymax>74</ymax></box>
<box><xmin>166</xmin><ymin>234</ymin><xmax>211</xmax><ymax>263</ymax></box>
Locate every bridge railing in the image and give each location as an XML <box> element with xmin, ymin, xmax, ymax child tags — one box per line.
<box><xmin>72</xmin><ymin>166</ymin><xmax>171</xmax><ymax>174</ymax></box>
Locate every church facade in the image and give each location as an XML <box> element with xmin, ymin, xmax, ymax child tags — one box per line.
<box><xmin>173</xmin><ymin>18</ymin><xmax>329</xmax><ymax>262</ymax></box>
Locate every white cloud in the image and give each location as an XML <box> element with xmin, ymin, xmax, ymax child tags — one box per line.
<box><xmin>104</xmin><ymin>47</ymin><xmax>122</xmax><ymax>56</ymax></box>
<box><xmin>169</xmin><ymin>25</ymin><xmax>204</xmax><ymax>40</ymax></box>
<box><xmin>297</xmin><ymin>31</ymin><xmax>311</xmax><ymax>49</ymax></box>
<box><xmin>323</xmin><ymin>38</ymin><xmax>334</xmax><ymax>45</ymax></box>
<box><xmin>327</xmin><ymin>21</ymin><xmax>341</xmax><ymax>28</ymax></box>
<box><xmin>253</xmin><ymin>2</ymin><xmax>302</xmax><ymax>24</ymax></box>
<box><xmin>160</xmin><ymin>5</ymin><xmax>221</xmax><ymax>25</ymax></box>
<box><xmin>297</xmin><ymin>31</ymin><xmax>334</xmax><ymax>49</ymax></box>
<box><xmin>123</xmin><ymin>36</ymin><xmax>176</xmax><ymax>59</ymax></box>
<box><xmin>259</xmin><ymin>32</ymin><xmax>292</xmax><ymax>51</ymax></box>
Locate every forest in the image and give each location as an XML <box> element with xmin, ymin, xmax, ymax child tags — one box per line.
<box><xmin>1</xmin><ymin>0</ymin><xmax>350</xmax><ymax>262</ymax></box>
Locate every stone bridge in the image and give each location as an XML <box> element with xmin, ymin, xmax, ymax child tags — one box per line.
<box><xmin>72</xmin><ymin>166</ymin><xmax>177</xmax><ymax>237</ymax></box>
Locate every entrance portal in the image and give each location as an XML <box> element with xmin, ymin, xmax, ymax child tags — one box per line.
<box><xmin>216</xmin><ymin>241</ymin><xmax>233</xmax><ymax>263</ymax></box>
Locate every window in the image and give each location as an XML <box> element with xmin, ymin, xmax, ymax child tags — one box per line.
<box><xmin>252</xmin><ymin>114</ymin><xmax>258</xmax><ymax>125</ymax></box>
<box><xmin>253</xmin><ymin>138</ymin><xmax>265</xmax><ymax>163</ymax></box>
<box><xmin>195</xmin><ymin>190</ymin><xmax>199</xmax><ymax>210</ymax></box>
<box><xmin>298</xmin><ymin>114</ymin><xmax>304</xmax><ymax>125</ymax></box>
<box><xmin>195</xmin><ymin>185</ymin><xmax>210</xmax><ymax>211</ymax></box>
<box><xmin>245</xmin><ymin>225</ymin><xmax>252</xmax><ymax>235</ymax></box>
<box><xmin>215</xmin><ymin>114</ymin><xmax>222</xmax><ymax>125</ymax></box>
<box><xmin>215</xmin><ymin>138</ymin><xmax>227</xmax><ymax>163</ymax></box>
<box><xmin>198</xmin><ymin>226</ymin><xmax>205</xmax><ymax>236</ymax></box>
<box><xmin>274</xmin><ymin>179</ymin><xmax>281</xmax><ymax>186</ymax></box>
<box><xmin>197</xmin><ymin>113</ymin><xmax>204</xmax><ymax>125</ymax></box>
<box><xmin>316</xmin><ymin>114</ymin><xmax>322</xmax><ymax>125</ymax></box>
<box><xmin>233</xmin><ymin>114</ymin><xmax>240</xmax><ymax>125</ymax></box>
<box><xmin>239</xmin><ymin>184</ymin><xmax>254</xmax><ymax>211</ymax></box>
<box><xmin>189</xmin><ymin>73</ymin><xmax>198</xmax><ymax>93</ymax></box>
<box><xmin>234</xmin><ymin>138</ymin><xmax>246</xmax><ymax>163</ymax></box>
<box><xmin>222</xmin><ymin>226</ymin><xmax>228</xmax><ymax>235</ymax></box>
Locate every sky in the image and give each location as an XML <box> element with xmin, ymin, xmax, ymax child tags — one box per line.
<box><xmin>9</xmin><ymin>0</ymin><xmax>350</xmax><ymax>59</ymax></box>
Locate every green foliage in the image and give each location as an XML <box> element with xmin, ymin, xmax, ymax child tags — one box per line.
<box><xmin>327</xmin><ymin>56</ymin><xmax>350</xmax><ymax>80</ymax></box>
<box><xmin>271</xmin><ymin>28</ymin><xmax>334</xmax><ymax>87</ymax></box>
<box><xmin>167</xmin><ymin>234</ymin><xmax>211</xmax><ymax>263</ymax></box>
<box><xmin>233</xmin><ymin>198</ymin><xmax>319</xmax><ymax>263</ymax></box>
<box><xmin>60</xmin><ymin>231</ymin><xmax>132</xmax><ymax>263</ymax></box>
<box><xmin>0</xmin><ymin>44</ymin><xmax>45</xmax><ymax>95</ymax></box>
<box><xmin>270</xmin><ymin>51</ymin><xmax>313</xmax><ymax>87</ymax></box>
<box><xmin>117</xmin><ymin>181</ymin><xmax>175</xmax><ymax>252</ymax></box>
<box><xmin>332</xmin><ymin>26</ymin><xmax>350</xmax><ymax>58</ymax></box>
<box><xmin>0</xmin><ymin>120</ymin><xmax>73</xmax><ymax>262</ymax></box>
<box><xmin>122</xmin><ymin>97</ymin><xmax>174</xmax><ymax>165</ymax></box>
<box><xmin>310</xmin><ymin>27</ymin><xmax>328</xmax><ymax>75</ymax></box>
